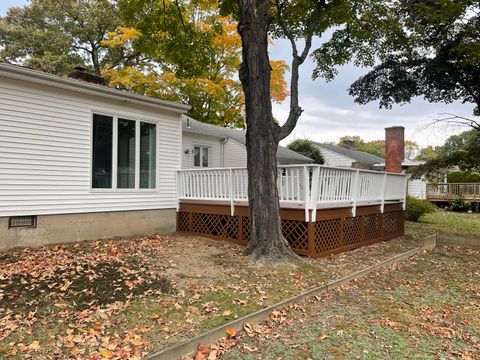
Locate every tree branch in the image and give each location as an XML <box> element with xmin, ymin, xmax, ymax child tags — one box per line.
<box><xmin>426</xmin><ymin>113</ymin><xmax>480</xmax><ymax>132</ymax></box>
<box><xmin>278</xmin><ymin>0</ymin><xmax>327</xmax><ymax>140</ymax></box>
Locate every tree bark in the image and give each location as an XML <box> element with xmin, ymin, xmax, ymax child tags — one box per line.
<box><xmin>237</xmin><ymin>0</ymin><xmax>296</xmax><ymax>263</ymax></box>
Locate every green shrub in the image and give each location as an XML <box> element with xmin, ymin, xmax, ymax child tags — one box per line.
<box><xmin>287</xmin><ymin>139</ymin><xmax>324</xmax><ymax>164</ymax></box>
<box><xmin>405</xmin><ymin>196</ymin><xmax>436</xmax><ymax>222</ymax></box>
<box><xmin>448</xmin><ymin>194</ymin><xmax>469</xmax><ymax>212</ymax></box>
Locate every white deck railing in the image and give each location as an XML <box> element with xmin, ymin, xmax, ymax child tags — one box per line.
<box><xmin>177</xmin><ymin>165</ymin><xmax>408</xmax><ymax>221</ymax></box>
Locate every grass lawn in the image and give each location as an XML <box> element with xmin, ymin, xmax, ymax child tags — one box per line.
<box><xmin>406</xmin><ymin>209</ymin><xmax>480</xmax><ymax>240</ymax></box>
<box><xmin>0</xmin><ymin>234</ymin><xmax>419</xmax><ymax>359</ymax></box>
<box><xmin>214</xmin><ymin>246</ymin><xmax>480</xmax><ymax>360</ymax></box>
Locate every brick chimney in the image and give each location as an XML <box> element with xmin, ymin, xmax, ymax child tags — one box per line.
<box><xmin>385</xmin><ymin>126</ymin><xmax>404</xmax><ymax>173</ymax></box>
<box><xmin>68</xmin><ymin>66</ymin><xmax>105</xmax><ymax>85</ymax></box>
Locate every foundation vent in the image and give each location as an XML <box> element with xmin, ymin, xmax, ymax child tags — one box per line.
<box><xmin>9</xmin><ymin>216</ymin><xmax>37</xmax><ymax>228</ymax></box>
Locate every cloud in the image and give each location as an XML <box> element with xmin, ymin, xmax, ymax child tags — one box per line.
<box><xmin>270</xmin><ymin>39</ymin><xmax>475</xmax><ymax>148</ymax></box>
<box><xmin>275</xmin><ymin>96</ymin><xmax>471</xmax><ymax>147</ymax></box>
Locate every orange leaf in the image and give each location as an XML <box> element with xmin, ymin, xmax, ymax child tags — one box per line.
<box><xmin>226</xmin><ymin>327</ymin><xmax>236</xmax><ymax>338</ymax></box>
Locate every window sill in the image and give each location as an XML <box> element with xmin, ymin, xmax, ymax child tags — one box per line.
<box><xmin>90</xmin><ymin>189</ymin><xmax>159</xmax><ymax>193</ymax></box>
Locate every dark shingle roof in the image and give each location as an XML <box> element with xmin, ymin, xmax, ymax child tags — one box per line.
<box><xmin>182</xmin><ymin>116</ymin><xmax>312</xmax><ymax>162</ymax></box>
<box><xmin>314</xmin><ymin>142</ymin><xmax>384</xmax><ymax>165</ymax></box>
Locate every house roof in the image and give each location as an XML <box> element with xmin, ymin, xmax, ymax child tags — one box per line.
<box><xmin>314</xmin><ymin>142</ymin><xmax>384</xmax><ymax>165</ymax></box>
<box><xmin>0</xmin><ymin>62</ymin><xmax>191</xmax><ymax>113</ymax></box>
<box><xmin>182</xmin><ymin>116</ymin><xmax>313</xmax><ymax>162</ymax></box>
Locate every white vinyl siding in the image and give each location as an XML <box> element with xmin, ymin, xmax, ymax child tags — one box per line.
<box><xmin>408</xmin><ymin>178</ymin><xmax>427</xmax><ymax>199</ymax></box>
<box><xmin>0</xmin><ymin>77</ymin><xmax>182</xmax><ymax>217</ymax></box>
<box><xmin>315</xmin><ymin>146</ymin><xmax>354</xmax><ymax>168</ymax></box>
<box><xmin>182</xmin><ymin>132</ymin><xmax>221</xmax><ymax>168</ymax></box>
<box><xmin>223</xmin><ymin>139</ymin><xmax>247</xmax><ymax>167</ymax></box>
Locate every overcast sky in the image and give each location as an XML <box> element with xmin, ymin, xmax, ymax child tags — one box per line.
<box><xmin>2</xmin><ymin>0</ymin><xmax>475</xmax><ymax>148</ymax></box>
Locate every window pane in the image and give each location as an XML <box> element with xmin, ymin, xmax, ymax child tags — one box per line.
<box><xmin>193</xmin><ymin>146</ymin><xmax>200</xmax><ymax>167</ymax></box>
<box><xmin>92</xmin><ymin>114</ymin><xmax>112</xmax><ymax>188</ymax></box>
<box><xmin>202</xmin><ymin>147</ymin><xmax>209</xmax><ymax>167</ymax></box>
<box><xmin>117</xmin><ymin>119</ymin><xmax>136</xmax><ymax>188</ymax></box>
<box><xmin>140</xmin><ymin>122</ymin><xmax>156</xmax><ymax>189</ymax></box>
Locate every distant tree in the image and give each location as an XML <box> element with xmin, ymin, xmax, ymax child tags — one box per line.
<box><xmin>348</xmin><ymin>0</ymin><xmax>480</xmax><ymax>119</ymax></box>
<box><xmin>287</xmin><ymin>140</ymin><xmax>324</xmax><ymax>164</ymax></box>
<box><xmin>360</xmin><ymin>140</ymin><xmax>385</xmax><ymax>158</ymax></box>
<box><xmin>405</xmin><ymin>140</ymin><xmax>420</xmax><ymax>160</ymax></box>
<box><xmin>0</xmin><ymin>0</ymin><xmax>127</xmax><ymax>75</ymax></box>
<box><xmin>416</xmin><ymin>145</ymin><xmax>438</xmax><ymax>162</ymax></box>
<box><xmin>413</xmin><ymin>130</ymin><xmax>480</xmax><ymax>178</ymax></box>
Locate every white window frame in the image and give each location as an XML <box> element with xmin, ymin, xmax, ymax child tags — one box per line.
<box><xmin>193</xmin><ymin>145</ymin><xmax>210</xmax><ymax>168</ymax></box>
<box><xmin>90</xmin><ymin>111</ymin><xmax>159</xmax><ymax>193</ymax></box>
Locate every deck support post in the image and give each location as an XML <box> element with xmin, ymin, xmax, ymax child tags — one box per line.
<box><xmin>380</xmin><ymin>173</ymin><xmax>387</xmax><ymax>213</ymax></box>
<box><xmin>307</xmin><ymin>210</ymin><xmax>316</xmax><ymax>257</ymax></box>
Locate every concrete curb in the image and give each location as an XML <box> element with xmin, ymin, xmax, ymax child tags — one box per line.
<box><xmin>145</xmin><ymin>234</ymin><xmax>437</xmax><ymax>360</ymax></box>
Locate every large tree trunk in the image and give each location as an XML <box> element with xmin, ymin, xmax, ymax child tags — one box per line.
<box><xmin>238</xmin><ymin>0</ymin><xmax>295</xmax><ymax>263</ymax></box>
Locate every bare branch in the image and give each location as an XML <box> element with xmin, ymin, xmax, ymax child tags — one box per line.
<box><xmin>424</xmin><ymin>113</ymin><xmax>480</xmax><ymax>133</ymax></box>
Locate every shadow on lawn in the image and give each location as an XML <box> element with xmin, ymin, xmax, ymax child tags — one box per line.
<box><xmin>1</xmin><ymin>261</ymin><xmax>172</xmax><ymax>313</ymax></box>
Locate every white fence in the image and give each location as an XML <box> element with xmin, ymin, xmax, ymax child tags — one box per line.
<box><xmin>177</xmin><ymin>165</ymin><xmax>408</xmax><ymax>221</ymax></box>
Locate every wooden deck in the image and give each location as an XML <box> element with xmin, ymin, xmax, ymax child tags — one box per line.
<box><xmin>176</xmin><ymin>165</ymin><xmax>408</xmax><ymax>258</ymax></box>
<box><xmin>427</xmin><ymin>183</ymin><xmax>480</xmax><ymax>203</ymax></box>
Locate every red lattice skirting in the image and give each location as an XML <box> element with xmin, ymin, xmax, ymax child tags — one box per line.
<box><xmin>177</xmin><ymin>202</ymin><xmax>404</xmax><ymax>258</ymax></box>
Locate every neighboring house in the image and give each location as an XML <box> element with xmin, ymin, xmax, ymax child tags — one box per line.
<box><xmin>312</xmin><ymin>142</ymin><xmax>384</xmax><ymax>169</ymax></box>
<box><xmin>181</xmin><ymin>116</ymin><xmax>313</xmax><ymax>168</ymax></box>
<box><xmin>312</xmin><ymin>127</ymin><xmax>428</xmax><ymax>199</ymax></box>
<box><xmin>0</xmin><ymin>62</ymin><xmax>190</xmax><ymax>250</ymax></box>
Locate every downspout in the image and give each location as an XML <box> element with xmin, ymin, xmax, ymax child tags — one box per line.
<box><xmin>220</xmin><ymin>138</ymin><xmax>229</xmax><ymax>167</ymax></box>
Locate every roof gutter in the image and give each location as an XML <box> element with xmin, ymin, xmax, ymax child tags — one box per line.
<box><xmin>0</xmin><ymin>62</ymin><xmax>191</xmax><ymax>114</ymax></box>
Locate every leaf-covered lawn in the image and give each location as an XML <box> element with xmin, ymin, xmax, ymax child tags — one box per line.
<box><xmin>208</xmin><ymin>246</ymin><xmax>480</xmax><ymax>360</ymax></box>
<box><xmin>406</xmin><ymin>210</ymin><xmax>480</xmax><ymax>239</ymax></box>
<box><xmin>0</xmin><ymin>234</ymin><xmax>419</xmax><ymax>359</ymax></box>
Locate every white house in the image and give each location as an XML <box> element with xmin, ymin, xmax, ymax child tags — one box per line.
<box><xmin>313</xmin><ymin>142</ymin><xmax>384</xmax><ymax>169</ymax></box>
<box><xmin>0</xmin><ymin>63</ymin><xmax>313</xmax><ymax>251</ymax></box>
<box><xmin>181</xmin><ymin>116</ymin><xmax>312</xmax><ymax>168</ymax></box>
<box><xmin>0</xmin><ymin>62</ymin><xmax>190</xmax><ymax>250</ymax></box>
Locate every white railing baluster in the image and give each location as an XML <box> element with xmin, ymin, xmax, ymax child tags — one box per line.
<box><xmin>351</xmin><ymin>170</ymin><xmax>359</xmax><ymax>216</ymax></box>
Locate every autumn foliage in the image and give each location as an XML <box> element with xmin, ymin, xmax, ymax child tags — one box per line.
<box><xmin>102</xmin><ymin>11</ymin><xmax>288</xmax><ymax>128</ymax></box>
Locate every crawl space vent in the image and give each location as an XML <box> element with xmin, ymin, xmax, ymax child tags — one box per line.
<box><xmin>9</xmin><ymin>216</ymin><xmax>37</xmax><ymax>228</ymax></box>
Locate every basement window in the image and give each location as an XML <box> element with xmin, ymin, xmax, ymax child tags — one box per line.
<box><xmin>9</xmin><ymin>216</ymin><xmax>37</xmax><ymax>229</ymax></box>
